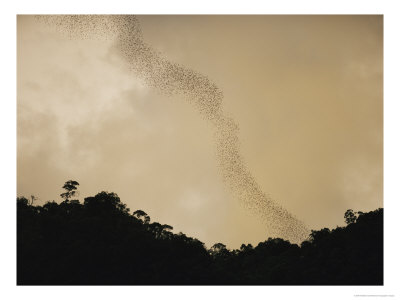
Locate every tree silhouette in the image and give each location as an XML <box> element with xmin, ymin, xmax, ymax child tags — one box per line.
<box><xmin>344</xmin><ymin>209</ymin><xmax>357</xmax><ymax>224</ymax></box>
<box><xmin>60</xmin><ymin>180</ymin><xmax>79</xmax><ymax>202</ymax></box>
<box><xmin>209</xmin><ymin>243</ymin><xmax>230</xmax><ymax>258</ymax></box>
<box><xmin>83</xmin><ymin>191</ymin><xmax>129</xmax><ymax>215</ymax></box>
<box><xmin>133</xmin><ymin>209</ymin><xmax>150</xmax><ymax>224</ymax></box>
<box><xmin>29</xmin><ymin>195</ymin><xmax>37</xmax><ymax>206</ymax></box>
<box><xmin>17</xmin><ymin>181</ymin><xmax>383</xmax><ymax>285</ymax></box>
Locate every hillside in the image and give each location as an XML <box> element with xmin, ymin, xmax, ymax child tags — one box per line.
<box><xmin>17</xmin><ymin>190</ymin><xmax>383</xmax><ymax>285</ymax></box>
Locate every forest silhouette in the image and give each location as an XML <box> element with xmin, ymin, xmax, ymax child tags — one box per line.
<box><xmin>17</xmin><ymin>181</ymin><xmax>383</xmax><ymax>285</ymax></box>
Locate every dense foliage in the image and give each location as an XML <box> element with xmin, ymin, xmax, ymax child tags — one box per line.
<box><xmin>17</xmin><ymin>183</ymin><xmax>383</xmax><ymax>285</ymax></box>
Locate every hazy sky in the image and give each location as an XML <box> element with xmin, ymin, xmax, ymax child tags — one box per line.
<box><xmin>17</xmin><ymin>15</ymin><xmax>383</xmax><ymax>248</ymax></box>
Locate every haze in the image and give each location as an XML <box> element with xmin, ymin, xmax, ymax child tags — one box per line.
<box><xmin>17</xmin><ymin>15</ymin><xmax>383</xmax><ymax>248</ymax></box>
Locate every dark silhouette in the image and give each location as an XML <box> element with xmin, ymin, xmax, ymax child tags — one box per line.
<box><xmin>60</xmin><ymin>180</ymin><xmax>79</xmax><ymax>202</ymax></box>
<box><xmin>17</xmin><ymin>181</ymin><xmax>383</xmax><ymax>285</ymax></box>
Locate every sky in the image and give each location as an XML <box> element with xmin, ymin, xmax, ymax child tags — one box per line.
<box><xmin>17</xmin><ymin>15</ymin><xmax>383</xmax><ymax>248</ymax></box>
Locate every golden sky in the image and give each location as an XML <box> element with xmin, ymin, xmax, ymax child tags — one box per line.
<box><xmin>17</xmin><ymin>15</ymin><xmax>383</xmax><ymax>248</ymax></box>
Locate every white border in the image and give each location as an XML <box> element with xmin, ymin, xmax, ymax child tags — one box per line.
<box><xmin>2</xmin><ymin>1</ymin><xmax>399</xmax><ymax>299</ymax></box>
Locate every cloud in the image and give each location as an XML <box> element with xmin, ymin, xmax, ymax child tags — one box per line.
<box><xmin>17</xmin><ymin>15</ymin><xmax>383</xmax><ymax>247</ymax></box>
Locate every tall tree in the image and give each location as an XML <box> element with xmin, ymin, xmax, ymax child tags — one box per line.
<box><xmin>60</xmin><ymin>180</ymin><xmax>79</xmax><ymax>202</ymax></box>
